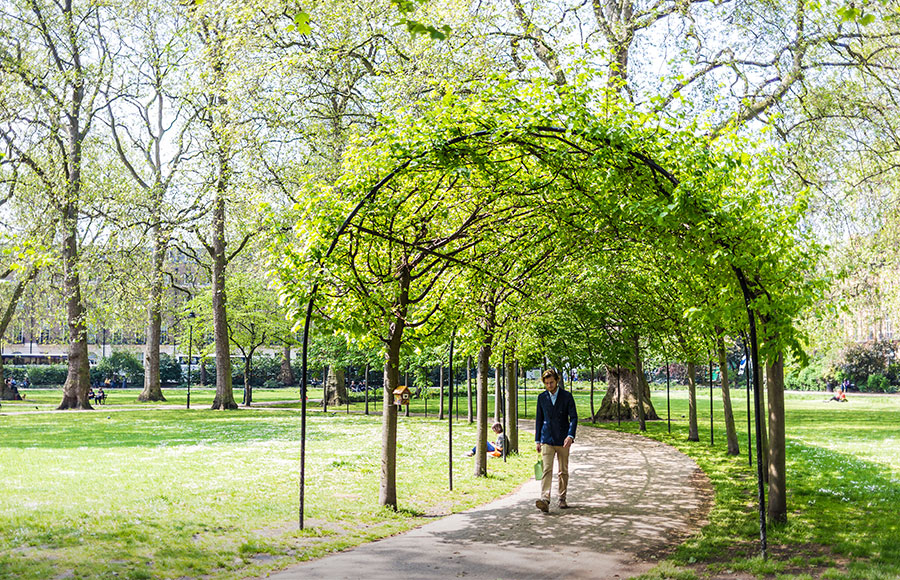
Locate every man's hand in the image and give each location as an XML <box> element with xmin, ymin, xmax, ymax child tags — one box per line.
<box><xmin>563</xmin><ymin>436</ymin><xmax>573</xmax><ymax>449</ymax></box>
<box><xmin>536</xmin><ymin>442</ymin><xmax>541</xmax><ymax>453</ymax></box>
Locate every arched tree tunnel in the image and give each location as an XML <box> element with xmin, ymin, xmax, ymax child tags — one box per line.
<box><xmin>271</xmin><ymin>80</ymin><xmax>822</xmax><ymax>553</ymax></box>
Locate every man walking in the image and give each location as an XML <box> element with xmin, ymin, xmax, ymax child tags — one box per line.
<box><xmin>535</xmin><ymin>368</ymin><xmax>578</xmax><ymax>512</ymax></box>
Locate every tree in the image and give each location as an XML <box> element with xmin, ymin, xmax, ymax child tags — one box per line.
<box><xmin>179</xmin><ymin>1</ymin><xmax>266</xmax><ymax>410</ymax></box>
<box><xmin>106</xmin><ymin>0</ymin><xmax>195</xmax><ymax>403</ymax></box>
<box><xmin>0</xmin><ymin>0</ymin><xmax>115</xmax><ymax>410</ymax></box>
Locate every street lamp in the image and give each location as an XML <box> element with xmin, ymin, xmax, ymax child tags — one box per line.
<box><xmin>187</xmin><ymin>312</ymin><xmax>196</xmax><ymax>409</ymax></box>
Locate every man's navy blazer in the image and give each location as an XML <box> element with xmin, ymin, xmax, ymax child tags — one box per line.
<box><xmin>534</xmin><ymin>388</ymin><xmax>578</xmax><ymax>445</ymax></box>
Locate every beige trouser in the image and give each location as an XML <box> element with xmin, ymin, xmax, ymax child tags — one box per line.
<box><xmin>540</xmin><ymin>444</ymin><xmax>570</xmax><ymax>502</ymax></box>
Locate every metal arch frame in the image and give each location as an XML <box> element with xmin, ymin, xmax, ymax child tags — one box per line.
<box><xmin>294</xmin><ymin>124</ymin><xmax>769</xmax><ymax>559</ymax></box>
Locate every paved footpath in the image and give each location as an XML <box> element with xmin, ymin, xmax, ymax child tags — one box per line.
<box><xmin>265</xmin><ymin>422</ymin><xmax>712</xmax><ymax>580</ymax></box>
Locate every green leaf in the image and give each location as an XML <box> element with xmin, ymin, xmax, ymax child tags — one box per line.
<box><xmin>293</xmin><ymin>11</ymin><xmax>311</xmax><ymax>35</ymax></box>
<box><xmin>391</xmin><ymin>0</ymin><xmax>418</xmax><ymax>15</ymax></box>
<box><xmin>836</xmin><ymin>6</ymin><xmax>859</xmax><ymax>21</ymax></box>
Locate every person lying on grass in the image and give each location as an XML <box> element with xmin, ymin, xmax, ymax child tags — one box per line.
<box><xmin>827</xmin><ymin>388</ymin><xmax>847</xmax><ymax>402</ymax></box>
<box><xmin>466</xmin><ymin>422</ymin><xmax>507</xmax><ymax>457</ymax></box>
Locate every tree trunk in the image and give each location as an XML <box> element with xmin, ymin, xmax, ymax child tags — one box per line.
<box><xmin>593</xmin><ymin>366</ymin><xmax>658</xmax><ymax>421</ymax></box>
<box><xmin>381</xmin><ymin>338</ymin><xmax>400</xmax><ymax>509</ymax></box>
<box><xmin>505</xmin><ymin>358</ymin><xmax>518</xmax><ymax>453</ymax></box>
<box><xmin>202</xmin><ymin>22</ymin><xmax>236</xmax><ymax>411</ymax></box>
<box><xmin>322</xmin><ymin>365</ymin><xmax>329</xmax><ymax>410</ymax></box>
<box><xmin>766</xmin><ymin>352</ymin><xmax>787</xmax><ymax>524</ymax></box>
<box><xmin>210</xmin><ymin>190</ymin><xmax>236</xmax><ymax>410</ymax></box>
<box><xmin>0</xmin><ymin>359</ymin><xmax>6</xmax><ymax>402</ymax></box>
<box><xmin>380</xmin><ymin>269</ymin><xmax>409</xmax><ymax>509</ymax></box>
<box><xmin>139</xmin><ymin>220</ymin><xmax>166</xmax><ymax>402</ymax></box>
<box><xmin>633</xmin><ymin>335</ymin><xmax>647</xmax><ymax>432</ymax></box>
<box><xmin>493</xmin><ymin>364</ymin><xmax>502</xmax><ymax>424</ymax></box>
<box><xmin>717</xmin><ymin>336</ymin><xmax>740</xmax><ymax>455</ymax></box>
<box><xmin>687</xmin><ymin>362</ymin><xmax>699</xmax><ymax>441</ymax></box>
<box><xmin>279</xmin><ymin>343</ymin><xmax>294</xmax><ymax>385</ymax></box>
<box><xmin>760</xmin><ymin>366</ymin><xmax>770</xmax><ymax>483</ymax></box>
<box><xmin>466</xmin><ymin>356</ymin><xmax>473</xmax><ymax>423</ymax></box>
<box><xmin>243</xmin><ymin>354</ymin><xmax>254</xmax><ymax>406</ymax></box>
<box><xmin>475</xmin><ymin>341</ymin><xmax>492</xmax><ymax>477</ymax></box>
<box><xmin>58</xmin><ymin>205</ymin><xmax>92</xmax><ymax>410</ymax></box>
<box><xmin>326</xmin><ymin>365</ymin><xmax>347</xmax><ymax>406</ymax></box>
<box><xmin>589</xmin><ymin>360</ymin><xmax>596</xmax><ymax>422</ymax></box>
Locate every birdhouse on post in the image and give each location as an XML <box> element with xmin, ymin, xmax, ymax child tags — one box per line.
<box><xmin>393</xmin><ymin>385</ymin><xmax>411</xmax><ymax>407</ymax></box>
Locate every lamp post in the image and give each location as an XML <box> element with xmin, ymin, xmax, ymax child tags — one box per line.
<box><xmin>187</xmin><ymin>312</ymin><xmax>195</xmax><ymax>409</ymax></box>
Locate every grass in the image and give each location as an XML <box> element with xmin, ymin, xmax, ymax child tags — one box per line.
<box><xmin>587</xmin><ymin>389</ymin><xmax>900</xmax><ymax>580</ymax></box>
<box><xmin>0</xmin><ymin>408</ymin><xmax>532</xmax><ymax>579</ymax></box>
<box><xmin>6</xmin><ymin>382</ymin><xmax>899</xmax><ymax>579</ymax></box>
<box><xmin>0</xmin><ymin>386</ymin><xmax>307</xmax><ymax>411</ymax></box>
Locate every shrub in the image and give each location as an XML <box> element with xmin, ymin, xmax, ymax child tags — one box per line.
<box><xmin>887</xmin><ymin>362</ymin><xmax>900</xmax><ymax>386</ymax></box>
<box><xmin>291</xmin><ymin>358</ymin><xmax>324</xmax><ymax>384</ymax></box>
<box><xmin>90</xmin><ymin>366</ymin><xmax>103</xmax><ymax>384</ymax></box>
<box><xmin>159</xmin><ymin>353</ymin><xmax>182</xmax><ymax>385</ymax></box>
<box><xmin>3</xmin><ymin>367</ymin><xmax>28</xmax><ymax>382</ymax></box>
<box><xmin>838</xmin><ymin>340</ymin><xmax>895</xmax><ymax>388</ymax></box>
<box><xmin>185</xmin><ymin>360</ymin><xmax>216</xmax><ymax>385</ymax></box>
<box><xmin>96</xmin><ymin>351</ymin><xmax>144</xmax><ymax>384</ymax></box>
<box><xmin>864</xmin><ymin>373</ymin><xmax>891</xmax><ymax>393</ymax></box>
<box><xmin>786</xmin><ymin>358</ymin><xmax>828</xmax><ymax>391</ymax></box>
<box><xmin>26</xmin><ymin>365</ymin><xmax>69</xmax><ymax>385</ymax></box>
<box><xmin>242</xmin><ymin>353</ymin><xmax>278</xmax><ymax>386</ymax></box>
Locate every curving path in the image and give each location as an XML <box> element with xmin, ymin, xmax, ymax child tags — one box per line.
<box><xmin>265</xmin><ymin>422</ymin><xmax>712</xmax><ymax>580</ymax></box>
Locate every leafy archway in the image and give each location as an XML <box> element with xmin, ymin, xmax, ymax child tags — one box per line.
<box><xmin>271</xmin><ymin>78</ymin><xmax>822</xmax><ymax>547</ymax></box>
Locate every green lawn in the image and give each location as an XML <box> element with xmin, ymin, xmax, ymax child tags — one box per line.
<box><xmin>6</xmin><ymin>384</ymin><xmax>898</xmax><ymax>579</ymax></box>
<box><xmin>1</xmin><ymin>386</ymin><xmax>307</xmax><ymax>411</ymax></box>
<box><xmin>0</xmin><ymin>408</ymin><xmax>531</xmax><ymax>580</ymax></box>
<box><xmin>589</xmin><ymin>389</ymin><xmax>900</xmax><ymax>580</ymax></box>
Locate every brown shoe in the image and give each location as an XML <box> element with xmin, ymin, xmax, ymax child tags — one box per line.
<box><xmin>535</xmin><ymin>499</ymin><xmax>549</xmax><ymax>513</ymax></box>
<box><xmin>558</xmin><ymin>499</ymin><xmax>570</xmax><ymax>509</ymax></box>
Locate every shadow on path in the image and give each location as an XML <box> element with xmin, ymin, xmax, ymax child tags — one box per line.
<box><xmin>265</xmin><ymin>422</ymin><xmax>712</xmax><ymax>580</ymax></box>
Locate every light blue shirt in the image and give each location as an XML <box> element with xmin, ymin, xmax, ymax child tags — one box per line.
<box><xmin>549</xmin><ymin>388</ymin><xmax>559</xmax><ymax>406</ymax></box>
